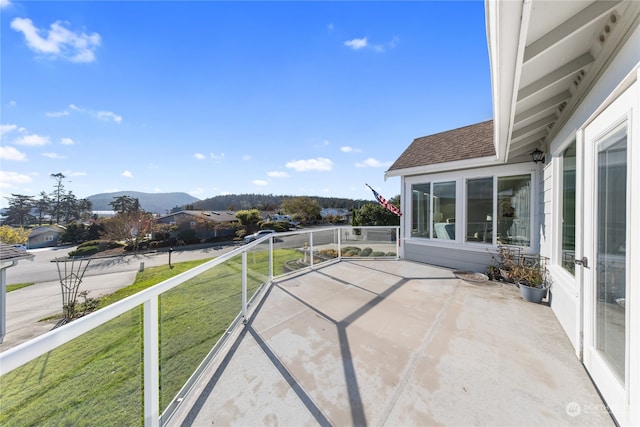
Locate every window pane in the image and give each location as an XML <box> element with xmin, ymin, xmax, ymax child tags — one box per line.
<box><xmin>433</xmin><ymin>181</ymin><xmax>456</xmax><ymax>240</ymax></box>
<box><xmin>596</xmin><ymin>129</ymin><xmax>626</xmax><ymax>382</ymax></box>
<box><xmin>411</xmin><ymin>183</ymin><xmax>430</xmax><ymax>238</ymax></box>
<box><xmin>561</xmin><ymin>142</ymin><xmax>576</xmax><ymax>273</ymax></box>
<box><xmin>466</xmin><ymin>177</ymin><xmax>493</xmax><ymax>243</ymax></box>
<box><xmin>497</xmin><ymin>175</ymin><xmax>531</xmax><ymax>246</ymax></box>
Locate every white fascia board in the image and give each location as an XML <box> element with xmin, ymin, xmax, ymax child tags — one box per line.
<box><xmin>486</xmin><ymin>0</ymin><xmax>529</xmax><ymax>162</ymax></box>
<box><xmin>384</xmin><ymin>155</ymin><xmax>502</xmax><ymax>179</ymax></box>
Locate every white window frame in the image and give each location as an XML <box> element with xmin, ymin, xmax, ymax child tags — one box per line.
<box><xmin>404</xmin><ymin>162</ymin><xmax>537</xmax><ymax>251</ymax></box>
<box><xmin>550</xmin><ymin>136</ymin><xmax>579</xmax><ymax>287</ymax></box>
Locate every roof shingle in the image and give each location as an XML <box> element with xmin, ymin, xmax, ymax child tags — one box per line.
<box><xmin>388</xmin><ymin>120</ymin><xmax>495</xmax><ymax>172</ymax></box>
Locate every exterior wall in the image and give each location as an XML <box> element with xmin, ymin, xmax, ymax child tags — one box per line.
<box><xmin>404</xmin><ymin>242</ymin><xmax>494</xmax><ymax>273</ymax></box>
<box><xmin>543</xmin><ymin>24</ymin><xmax>640</xmax><ymax>356</ymax></box>
<box><xmin>28</xmin><ymin>231</ymin><xmax>60</xmax><ymax>249</ymax></box>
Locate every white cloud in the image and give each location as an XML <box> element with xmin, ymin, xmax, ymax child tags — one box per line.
<box><xmin>60</xmin><ymin>137</ymin><xmax>74</xmax><ymax>145</ymax></box>
<box><xmin>14</xmin><ymin>133</ymin><xmax>51</xmax><ymax>146</ymax></box>
<box><xmin>0</xmin><ymin>170</ymin><xmax>32</xmax><ymax>188</ymax></box>
<box><xmin>0</xmin><ymin>124</ymin><xmax>18</xmax><ymax>136</ymax></box>
<box><xmin>96</xmin><ymin>111</ymin><xmax>122</xmax><ymax>123</ymax></box>
<box><xmin>252</xmin><ymin>180</ymin><xmax>268</xmax><ymax>186</ymax></box>
<box><xmin>10</xmin><ymin>17</ymin><xmax>101</xmax><ymax>63</ymax></box>
<box><xmin>194</xmin><ymin>153</ymin><xmax>206</xmax><ymax>160</ymax></box>
<box><xmin>42</xmin><ymin>152</ymin><xmax>65</xmax><ymax>159</ymax></box>
<box><xmin>0</xmin><ymin>0</ymin><xmax>11</xmax><ymax>9</ymax></box>
<box><xmin>267</xmin><ymin>171</ymin><xmax>290</xmax><ymax>178</ymax></box>
<box><xmin>340</xmin><ymin>146</ymin><xmax>361</xmax><ymax>153</ymax></box>
<box><xmin>210</xmin><ymin>152</ymin><xmax>224</xmax><ymax>160</ymax></box>
<box><xmin>121</xmin><ymin>170</ymin><xmax>134</xmax><ymax>178</ymax></box>
<box><xmin>46</xmin><ymin>110</ymin><xmax>69</xmax><ymax>117</ymax></box>
<box><xmin>344</xmin><ymin>36</ymin><xmax>398</xmax><ymax>53</ymax></box>
<box><xmin>67</xmin><ymin>104</ymin><xmax>123</xmax><ymax>123</ymax></box>
<box><xmin>242</xmin><ymin>155</ymin><xmax>251</xmax><ymax>161</ymax></box>
<box><xmin>355</xmin><ymin>157</ymin><xmax>392</xmax><ymax>168</ymax></box>
<box><xmin>344</xmin><ymin>37</ymin><xmax>367</xmax><ymax>50</ymax></box>
<box><xmin>0</xmin><ymin>146</ymin><xmax>27</xmax><ymax>161</ymax></box>
<box><xmin>286</xmin><ymin>157</ymin><xmax>333</xmax><ymax>172</ymax></box>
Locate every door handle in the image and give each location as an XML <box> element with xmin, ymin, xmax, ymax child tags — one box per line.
<box><xmin>574</xmin><ymin>257</ymin><xmax>589</xmax><ymax>268</ymax></box>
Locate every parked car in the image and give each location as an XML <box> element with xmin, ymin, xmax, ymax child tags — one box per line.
<box><xmin>12</xmin><ymin>244</ymin><xmax>27</xmax><ymax>251</ymax></box>
<box><xmin>244</xmin><ymin>229</ymin><xmax>276</xmax><ymax>243</ymax></box>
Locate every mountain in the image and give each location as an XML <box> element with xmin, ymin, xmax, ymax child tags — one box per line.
<box><xmin>87</xmin><ymin>191</ymin><xmax>200</xmax><ymax>214</ymax></box>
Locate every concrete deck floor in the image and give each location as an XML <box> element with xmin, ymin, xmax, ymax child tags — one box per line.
<box><xmin>169</xmin><ymin>260</ymin><xmax>614</xmax><ymax>427</ymax></box>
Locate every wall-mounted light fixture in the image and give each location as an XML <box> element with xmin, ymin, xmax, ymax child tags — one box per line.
<box><xmin>531</xmin><ymin>148</ymin><xmax>545</xmax><ymax>164</ymax></box>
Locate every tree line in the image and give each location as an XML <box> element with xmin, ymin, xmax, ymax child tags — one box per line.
<box><xmin>2</xmin><ymin>173</ymin><xmax>93</xmax><ymax>226</ymax></box>
<box><xmin>190</xmin><ymin>193</ymin><xmax>370</xmax><ymax>212</ymax></box>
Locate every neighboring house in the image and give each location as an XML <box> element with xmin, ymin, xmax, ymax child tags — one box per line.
<box><xmin>387</xmin><ymin>2</ymin><xmax>639</xmax><ymax>425</ymax></box>
<box><xmin>320</xmin><ymin>208</ymin><xmax>351</xmax><ymax>223</ymax></box>
<box><xmin>266</xmin><ymin>213</ymin><xmax>293</xmax><ymax>222</ymax></box>
<box><xmin>27</xmin><ymin>226</ymin><xmax>65</xmax><ymax>249</ymax></box>
<box><xmin>155</xmin><ymin>210</ymin><xmax>239</xmax><ymax>240</ymax></box>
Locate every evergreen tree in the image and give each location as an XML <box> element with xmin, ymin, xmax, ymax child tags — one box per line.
<box><xmin>49</xmin><ymin>172</ymin><xmax>66</xmax><ymax>224</ymax></box>
<box><xmin>34</xmin><ymin>191</ymin><xmax>51</xmax><ymax>225</ymax></box>
<box><xmin>3</xmin><ymin>194</ymin><xmax>35</xmax><ymax>226</ymax></box>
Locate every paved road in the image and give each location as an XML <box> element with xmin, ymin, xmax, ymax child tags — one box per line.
<box><xmin>1</xmin><ymin>243</ymin><xmax>239</xmax><ymax>351</ymax></box>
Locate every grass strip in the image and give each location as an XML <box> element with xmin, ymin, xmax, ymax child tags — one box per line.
<box><xmin>0</xmin><ymin>248</ymin><xmax>301</xmax><ymax>426</ymax></box>
<box><xmin>6</xmin><ymin>283</ymin><xmax>34</xmax><ymax>292</ymax></box>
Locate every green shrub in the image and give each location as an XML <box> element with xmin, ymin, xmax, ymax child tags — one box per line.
<box><xmin>265</xmin><ymin>222</ymin><xmax>289</xmax><ymax>232</ymax></box>
<box><xmin>371</xmin><ymin>251</ymin><xmax>386</xmax><ymax>257</ymax></box>
<box><xmin>69</xmin><ymin>240</ymin><xmax>123</xmax><ymax>257</ymax></box>
<box><xmin>360</xmin><ymin>247</ymin><xmax>373</xmax><ymax>257</ymax></box>
<box><xmin>341</xmin><ymin>246</ymin><xmax>361</xmax><ymax>257</ymax></box>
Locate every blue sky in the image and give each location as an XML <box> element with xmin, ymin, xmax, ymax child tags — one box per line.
<box><xmin>0</xmin><ymin>0</ymin><xmax>492</xmax><ymax>209</ymax></box>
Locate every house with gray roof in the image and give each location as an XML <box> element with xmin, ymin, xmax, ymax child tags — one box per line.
<box><xmin>387</xmin><ymin>2</ymin><xmax>640</xmax><ymax>424</ymax></box>
<box><xmin>27</xmin><ymin>225</ymin><xmax>65</xmax><ymax>249</ymax></box>
<box><xmin>155</xmin><ymin>210</ymin><xmax>240</xmax><ymax>241</ymax></box>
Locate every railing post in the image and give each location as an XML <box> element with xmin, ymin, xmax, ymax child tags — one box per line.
<box><xmin>242</xmin><ymin>251</ymin><xmax>247</xmax><ymax>323</ymax></box>
<box><xmin>309</xmin><ymin>232</ymin><xmax>314</xmax><ymax>267</ymax></box>
<box><xmin>269</xmin><ymin>238</ymin><xmax>273</xmax><ymax>281</ymax></box>
<box><xmin>337</xmin><ymin>228</ymin><xmax>342</xmax><ymax>260</ymax></box>
<box><xmin>396</xmin><ymin>226</ymin><xmax>400</xmax><ymax>259</ymax></box>
<box><xmin>144</xmin><ymin>297</ymin><xmax>160</xmax><ymax>427</ymax></box>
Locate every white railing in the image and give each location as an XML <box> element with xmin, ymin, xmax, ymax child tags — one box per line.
<box><xmin>0</xmin><ymin>226</ymin><xmax>399</xmax><ymax>426</ymax></box>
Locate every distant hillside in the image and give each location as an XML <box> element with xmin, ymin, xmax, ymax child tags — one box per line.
<box><xmin>88</xmin><ymin>191</ymin><xmax>200</xmax><ymax>214</ymax></box>
<box><xmin>192</xmin><ymin>193</ymin><xmax>370</xmax><ymax>211</ymax></box>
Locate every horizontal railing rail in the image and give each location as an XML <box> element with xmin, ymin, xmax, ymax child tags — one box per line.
<box><xmin>0</xmin><ymin>225</ymin><xmax>399</xmax><ymax>427</ymax></box>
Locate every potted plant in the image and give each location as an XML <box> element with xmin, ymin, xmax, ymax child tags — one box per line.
<box><xmin>487</xmin><ymin>245</ymin><xmax>521</xmax><ymax>283</ymax></box>
<box><xmin>486</xmin><ymin>265</ymin><xmax>500</xmax><ymax>281</ymax></box>
<box><xmin>512</xmin><ymin>260</ymin><xmax>548</xmax><ymax>303</ymax></box>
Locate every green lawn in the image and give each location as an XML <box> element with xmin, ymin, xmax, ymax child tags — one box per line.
<box><xmin>0</xmin><ymin>248</ymin><xmax>301</xmax><ymax>426</ymax></box>
<box><xmin>6</xmin><ymin>283</ymin><xmax>34</xmax><ymax>292</ymax></box>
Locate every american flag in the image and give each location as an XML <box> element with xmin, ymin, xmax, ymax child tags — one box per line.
<box><xmin>366</xmin><ymin>184</ymin><xmax>402</xmax><ymax>216</ymax></box>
